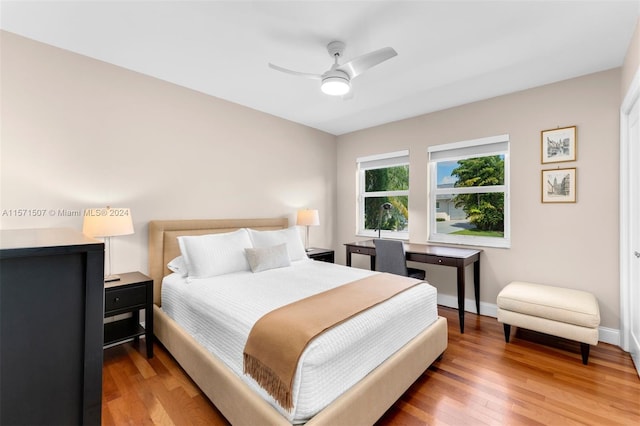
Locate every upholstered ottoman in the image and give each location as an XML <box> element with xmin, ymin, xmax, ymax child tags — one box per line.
<box><xmin>497</xmin><ymin>281</ymin><xmax>600</xmax><ymax>364</ymax></box>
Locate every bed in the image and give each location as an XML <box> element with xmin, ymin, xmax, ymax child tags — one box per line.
<box><xmin>148</xmin><ymin>218</ymin><xmax>448</xmax><ymax>425</ymax></box>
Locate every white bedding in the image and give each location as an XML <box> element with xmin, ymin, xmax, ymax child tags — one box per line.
<box><xmin>161</xmin><ymin>259</ymin><xmax>438</xmax><ymax>423</ymax></box>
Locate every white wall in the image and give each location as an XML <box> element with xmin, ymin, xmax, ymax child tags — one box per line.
<box><xmin>0</xmin><ymin>31</ymin><xmax>337</xmax><ymax>275</ymax></box>
<box><xmin>336</xmin><ymin>69</ymin><xmax>622</xmax><ymax>331</ymax></box>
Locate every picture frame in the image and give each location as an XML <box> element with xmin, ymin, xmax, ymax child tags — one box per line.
<box><xmin>542</xmin><ymin>168</ymin><xmax>576</xmax><ymax>203</ymax></box>
<box><xmin>541</xmin><ymin>126</ymin><xmax>577</xmax><ymax>164</ymax></box>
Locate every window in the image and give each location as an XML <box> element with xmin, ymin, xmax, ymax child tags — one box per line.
<box><xmin>428</xmin><ymin>135</ymin><xmax>510</xmax><ymax>248</ymax></box>
<box><xmin>357</xmin><ymin>150</ymin><xmax>409</xmax><ymax>239</ymax></box>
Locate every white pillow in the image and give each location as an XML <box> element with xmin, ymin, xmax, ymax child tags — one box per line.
<box><xmin>177</xmin><ymin>229</ymin><xmax>253</xmax><ymax>279</ymax></box>
<box><xmin>245</xmin><ymin>243</ymin><xmax>291</xmax><ymax>273</ymax></box>
<box><xmin>248</xmin><ymin>227</ymin><xmax>307</xmax><ymax>261</ymax></box>
<box><xmin>167</xmin><ymin>255</ymin><xmax>188</xmax><ymax>277</ymax></box>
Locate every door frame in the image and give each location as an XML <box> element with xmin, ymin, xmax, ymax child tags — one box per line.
<box><xmin>619</xmin><ymin>65</ymin><xmax>639</xmax><ymax>376</ymax></box>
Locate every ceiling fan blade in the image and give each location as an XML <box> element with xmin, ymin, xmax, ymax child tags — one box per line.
<box><xmin>337</xmin><ymin>47</ymin><xmax>397</xmax><ymax>79</ymax></box>
<box><xmin>268</xmin><ymin>63</ymin><xmax>322</xmax><ymax>80</ymax></box>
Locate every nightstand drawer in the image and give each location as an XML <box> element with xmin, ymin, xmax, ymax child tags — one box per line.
<box><xmin>306</xmin><ymin>248</ymin><xmax>335</xmax><ymax>263</ymax></box>
<box><xmin>105</xmin><ymin>285</ymin><xmax>146</xmax><ymax>312</ymax></box>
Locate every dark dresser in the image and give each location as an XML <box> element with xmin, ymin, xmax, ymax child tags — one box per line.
<box><xmin>0</xmin><ymin>228</ymin><xmax>104</xmax><ymax>425</ymax></box>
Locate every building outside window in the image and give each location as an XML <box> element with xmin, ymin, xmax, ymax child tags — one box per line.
<box><xmin>357</xmin><ymin>150</ymin><xmax>409</xmax><ymax>239</ymax></box>
<box><xmin>428</xmin><ymin>135</ymin><xmax>510</xmax><ymax>248</ymax></box>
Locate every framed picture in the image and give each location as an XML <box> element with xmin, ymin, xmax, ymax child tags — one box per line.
<box><xmin>542</xmin><ymin>168</ymin><xmax>576</xmax><ymax>203</ymax></box>
<box><xmin>541</xmin><ymin>126</ymin><xmax>577</xmax><ymax>164</ymax></box>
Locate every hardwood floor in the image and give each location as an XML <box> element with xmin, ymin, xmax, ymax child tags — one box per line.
<box><xmin>102</xmin><ymin>307</ymin><xmax>640</xmax><ymax>425</ymax></box>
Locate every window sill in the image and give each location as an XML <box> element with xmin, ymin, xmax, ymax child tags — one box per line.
<box><xmin>428</xmin><ymin>234</ymin><xmax>510</xmax><ymax>249</ymax></box>
<box><xmin>357</xmin><ymin>230</ymin><xmax>409</xmax><ymax>240</ymax></box>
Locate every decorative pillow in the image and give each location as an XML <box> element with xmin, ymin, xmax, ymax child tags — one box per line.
<box><xmin>245</xmin><ymin>243</ymin><xmax>291</xmax><ymax>273</ymax></box>
<box><xmin>248</xmin><ymin>227</ymin><xmax>307</xmax><ymax>261</ymax></box>
<box><xmin>167</xmin><ymin>255</ymin><xmax>188</xmax><ymax>277</ymax></box>
<box><xmin>177</xmin><ymin>228</ymin><xmax>253</xmax><ymax>279</ymax></box>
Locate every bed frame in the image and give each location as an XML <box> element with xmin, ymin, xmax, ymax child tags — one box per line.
<box><xmin>148</xmin><ymin>218</ymin><xmax>448</xmax><ymax>425</ymax></box>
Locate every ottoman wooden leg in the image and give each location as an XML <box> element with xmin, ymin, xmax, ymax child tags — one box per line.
<box><xmin>503</xmin><ymin>323</ymin><xmax>511</xmax><ymax>343</ymax></box>
<box><xmin>581</xmin><ymin>343</ymin><xmax>590</xmax><ymax>365</ymax></box>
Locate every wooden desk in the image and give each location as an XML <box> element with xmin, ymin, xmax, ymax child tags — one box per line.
<box><xmin>344</xmin><ymin>240</ymin><xmax>481</xmax><ymax>333</ymax></box>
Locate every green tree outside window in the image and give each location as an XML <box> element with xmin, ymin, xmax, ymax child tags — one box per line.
<box><xmin>451</xmin><ymin>156</ymin><xmax>504</xmax><ymax>232</ymax></box>
<box><xmin>364</xmin><ymin>165</ymin><xmax>409</xmax><ymax>232</ymax></box>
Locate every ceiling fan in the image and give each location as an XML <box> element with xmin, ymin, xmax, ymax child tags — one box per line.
<box><xmin>268</xmin><ymin>41</ymin><xmax>397</xmax><ymax>96</ymax></box>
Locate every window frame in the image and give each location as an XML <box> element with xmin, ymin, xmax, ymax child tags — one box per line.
<box><xmin>356</xmin><ymin>150</ymin><xmax>410</xmax><ymax>240</ymax></box>
<box><xmin>428</xmin><ymin>134</ymin><xmax>511</xmax><ymax>248</ymax></box>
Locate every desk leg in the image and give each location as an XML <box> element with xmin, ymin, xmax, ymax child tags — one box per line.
<box><xmin>474</xmin><ymin>259</ymin><xmax>480</xmax><ymax>316</ymax></box>
<box><xmin>345</xmin><ymin>248</ymin><xmax>375</xmax><ymax>270</ymax></box>
<box><xmin>457</xmin><ymin>265</ymin><xmax>465</xmax><ymax>334</ymax></box>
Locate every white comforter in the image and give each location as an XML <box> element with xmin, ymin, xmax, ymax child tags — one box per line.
<box><xmin>161</xmin><ymin>259</ymin><xmax>438</xmax><ymax>423</ymax></box>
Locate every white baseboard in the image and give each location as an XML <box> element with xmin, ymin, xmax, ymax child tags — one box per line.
<box><xmin>437</xmin><ymin>294</ymin><xmax>620</xmax><ymax>346</ymax></box>
<box><xmin>597</xmin><ymin>326</ymin><xmax>620</xmax><ymax>346</ymax></box>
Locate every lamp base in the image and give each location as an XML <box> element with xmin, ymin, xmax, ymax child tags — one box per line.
<box><xmin>104</xmin><ymin>274</ymin><xmax>121</xmax><ymax>283</ymax></box>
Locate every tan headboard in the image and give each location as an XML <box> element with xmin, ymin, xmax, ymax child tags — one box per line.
<box><xmin>148</xmin><ymin>218</ymin><xmax>289</xmax><ymax>305</ymax></box>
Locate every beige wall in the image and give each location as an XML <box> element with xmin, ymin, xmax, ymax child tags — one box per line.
<box><xmin>336</xmin><ymin>69</ymin><xmax>621</xmax><ymax>331</ymax></box>
<box><xmin>622</xmin><ymin>17</ymin><xmax>640</xmax><ymax>97</ymax></box>
<box><xmin>0</xmin><ymin>30</ymin><xmax>627</xmax><ymax>334</ymax></box>
<box><xmin>0</xmin><ymin>31</ymin><xmax>337</xmax><ymax>274</ymax></box>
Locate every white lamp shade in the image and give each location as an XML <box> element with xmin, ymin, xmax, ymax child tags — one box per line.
<box><xmin>83</xmin><ymin>207</ymin><xmax>134</xmax><ymax>237</ymax></box>
<box><xmin>296</xmin><ymin>209</ymin><xmax>320</xmax><ymax>227</ymax></box>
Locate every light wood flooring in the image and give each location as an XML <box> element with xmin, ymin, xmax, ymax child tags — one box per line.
<box><xmin>102</xmin><ymin>307</ymin><xmax>640</xmax><ymax>425</ymax></box>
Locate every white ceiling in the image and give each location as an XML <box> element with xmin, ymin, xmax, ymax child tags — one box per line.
<box><xmin>1</xmin><ymin>1</ymin><xmax>638</xmax><ymax>135</ymax></box>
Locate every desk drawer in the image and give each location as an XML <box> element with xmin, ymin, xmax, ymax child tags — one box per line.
<box><xmin>433</xmin><ymin>256</ymin><xmax>458</xmax><ymax>267</ymax></box>
<box><xmin>105</xmin><ymin>285</ymin><xmax>146</xmax><ymax>312</ymax></box>
<box><xmin>409</xmin><ymin>253</ymin><xmax>458</xmax><ymax>267</ymax></box>
<box><xmin>348</xmin><ymin>246</ymin><xmax>376</xmax><ymax>256</ymax></box>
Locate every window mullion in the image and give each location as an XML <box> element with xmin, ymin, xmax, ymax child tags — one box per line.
<box><xmin>363</xmin><ymin>190</ymin><xmax>409</xmax><ymax>197</ymax></box>
<box><xmin>434</xmin><ymin>185</ymin><xmax>505</xmax><ymax>195</ymax></box>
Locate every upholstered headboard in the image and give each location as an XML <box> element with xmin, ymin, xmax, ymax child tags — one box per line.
<box><xmin>148</xmin><ymin>218</ymin><xmax>289</xmax><ymax>305</ymax></box>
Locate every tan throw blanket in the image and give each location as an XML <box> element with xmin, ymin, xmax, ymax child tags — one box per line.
<box><xmin>243</xmin><ymin>273</ymin><xmax>423</xmax><ymax>410</ymax></box>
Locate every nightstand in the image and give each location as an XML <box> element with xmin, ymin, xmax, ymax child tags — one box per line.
<box><xmin>104</xmin><ymin>271</ymin><xmax>154</xmax><ymax>358</ymax></box>
<box><xmin>306</xmin><ymin>247</ymin><xmax>335</xmax><ymax>263</ymax></box>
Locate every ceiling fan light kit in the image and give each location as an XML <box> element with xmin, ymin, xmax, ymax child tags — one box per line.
<box><xmin>269</xmin><ymin>40</ymin><xmax>397</xmax><ymax>97</ymax></box>
<box><xmin>321</xmin><ymin>73</ymin><xmax>351</xmax><ymax>96</ymax></box>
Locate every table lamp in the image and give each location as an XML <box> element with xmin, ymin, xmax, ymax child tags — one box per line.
<box><xmin>296</xmin><ymin>209</ymin><xmax>319</xmax><ymax>251</ymax></box>
<box><xmin>83</xmin><ymin>206</ymin><xmax>134</xmax><ymax>282</ymax></box>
